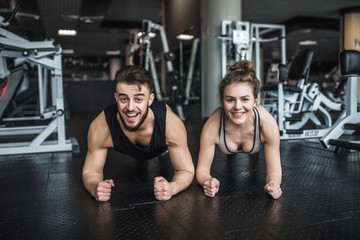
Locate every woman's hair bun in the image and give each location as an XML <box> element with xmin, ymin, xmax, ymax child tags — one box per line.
<box><xmin>228</xmin><ymin>60</ymin><xmax>254</xmax><ymax>74</ymax></box>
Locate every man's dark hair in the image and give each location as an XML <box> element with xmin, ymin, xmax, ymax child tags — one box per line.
<box><xmin>114</xmin><ymin>65</ymin><xmax>154</xmax><ymax>93</ymax></box>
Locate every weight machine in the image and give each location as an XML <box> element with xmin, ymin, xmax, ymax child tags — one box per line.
<box><xmin>218</xmin><ymin>20</ymin><xmax>343</xmax><ymax>140</ymax></box>
<box><xmin>218</xmin><ymin>20</ymin><xmax>251</xmax><ymax>78</ymax></box>
<box><xmin>139</xmin><ymin>19</ymin><xmax>186</xmax><ymax>120</ymax></box>
<box><xmin>0</xmin><ymin>5</ymin><xmax>78</xmax><ymax>155</ymax></box>
<box><xmin>320</xmin><ymin>50</ymin><xmax>360</xmax><ymax>152</ymax></box>
<box><xmin>218</xmin><ymin>20</ymin><xmax>286</xmax><ymax>107</ymax></box>
<box><xmin>263</xmin><ymin>49</ymin><xmax>342</xmax><ymax>140</ymax></box>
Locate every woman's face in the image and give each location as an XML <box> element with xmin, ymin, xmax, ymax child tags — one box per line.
<box><xmin>222</xmin><ymin>82</ymin><xmax>257</xmax><ymax>125</ymax></box>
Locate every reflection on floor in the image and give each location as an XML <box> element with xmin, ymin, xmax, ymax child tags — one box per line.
<box><xmin>0</xmin><ymin>111</ymin><xmax>360</xmax><ymax>240</ymax></box>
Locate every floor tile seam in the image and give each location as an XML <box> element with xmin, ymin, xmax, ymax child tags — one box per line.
<box><xmin>294</xmin><ymin>215</ymin><xmax>354</xmax><ymax>228</ymax></box>
<box><xmin>143</xmin><ymin>202</ymin><xmax>203</xmax><ymax>239</ymax></box>
<box><xmin>223</xmin><ymin>226</ymin><xmax>272</xmax><ymax>238</ymax></box>
<box><xmin>259</xmin><ymin>215</ymin><xmax>351</xmax><ymax>231</ymax></box>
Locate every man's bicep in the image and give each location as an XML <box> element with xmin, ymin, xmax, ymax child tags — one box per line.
<box><xmin>83</xmin><ymin>125</ymin><xmax>109</xmax><ymax>176</ymax></box>
<box><xmin>84</xmin><ymin>113</ymin><xmax>111</xmax><ymax>173</ymax></box>
<box><xmin>165</xmin><ymin>109</ymin><xmax>194</xmax><ymax>171</ymax></box>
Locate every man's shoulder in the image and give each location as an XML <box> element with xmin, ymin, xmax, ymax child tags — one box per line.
<box><xmin>164</xmin><ymin>105</ymin><xmax>181</xmax><ymax>123</ymax></box>
<box><xmin>90</xmin><ymin>111</ymin><xmax>109</xmax><ymax>134</ymax></box>
<box><xmin>88</xmin><ymin>111</ymin><xmax>112</xmax><ymax>146</ymax></box>
<box><xmin>164</xmin><ymin>105</ymin><xmax>185</xmax><ymax>131</ymax></box>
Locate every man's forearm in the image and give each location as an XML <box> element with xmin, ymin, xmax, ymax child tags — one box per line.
<box><xmin>82</xmin><ymin>172</ymin><xmax>103</xmax><ymax>197</ymax></box>
<box><xmin>170</xmin><ymin>170</ymin><xmax>194</xmax><ymax>196</ymax></box>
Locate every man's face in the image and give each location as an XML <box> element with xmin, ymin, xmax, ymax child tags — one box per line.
<box><xmin>114</xmin><ymin>82</ymin><xmax>154</xmax><ymax>132</ymax></box>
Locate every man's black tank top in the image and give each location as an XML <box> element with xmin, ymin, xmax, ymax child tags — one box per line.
<box><xmin>104</xmin><ymin>101</ymin><xmax>168</xmax><ymax>160</ymax></box>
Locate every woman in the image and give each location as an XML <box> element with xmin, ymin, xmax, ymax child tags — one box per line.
<box><xmin>196</xmin><ymin>60</ymin><xmax>282</xmax><ymax>199</ymax></box>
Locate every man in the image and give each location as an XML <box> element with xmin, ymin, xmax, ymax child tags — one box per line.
<box><xmin>82</xmin><ymin>65</ymin><xmax>194</xmax><ymax>201</ymax></box>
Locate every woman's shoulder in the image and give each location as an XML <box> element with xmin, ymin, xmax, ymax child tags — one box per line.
<box><xmin>256</xmin><ymin>105</ymin><xmax>275</xmax><ymax>121</ymax></box>
<box><xmin>256</xmin><ymin>105</ymin><xmax>278</xmax><ymax>129</ymax></box>
<box><xmin>206</xmin><ymin>107</ymin><xmax>222</xmax><ymax>124</ymax></box>
<box><xmin>201</xmin><ymin>107</ymin><xmax>222</xmax><ymax>135</ymax></box>
<box><xmin>255</xmin><ymin>104</ymin><xmax>268</xmax><ymax>114</ymax></box>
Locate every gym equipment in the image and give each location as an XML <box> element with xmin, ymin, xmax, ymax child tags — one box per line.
<box><xmin>218</xmin><ymin>20</ymin><xmax>252</xmax><ymax>78</ymax></box>
<box><xmin>320</xmin><ymin>50</ymin><xmax>360</xmax><ymax>152</ymax></box>
<box><xmin>128</xmin><ymin>30</ymin><xmax>164</xmax><ymax>101</ymax></box>
<box><xmin>0</xmin><ymin>5</ymin><xmax>78</xmax><ymax>155</ymax></box>
<box><xmin>249</xmin><ymin>23</ymin><xmax>287</xmax><ymax>85</ymax></box>
<box><xmin>0</xmin><ymin>64</ymin><xmax>25</xmax><ymax>119</ymax></box>
<box><xmin>218</xmin><ymin>21</ymin><xmax>287</xmax><ymax>78</ymax></box>
<box><xmin>218</xmin><ymin>20</ymin><xmax>286</xmax><ymax>106</ymax></box>
<box><xmin>219</xmin><ymin>20</ymin><xmax>343</xmax><ymax>140</ymax></box>
<box><xmin>322</xmin><ymin>64</ymin><xmax>344</xmax><ymax>103</ymax></box>
<box><xmin>139</xmin><ymin>19</ymin><xmax>186</xmax><ymax>120</ymax></box>
<box><xmin>183</xmin><ymin>38</ymin><xmax>200</xmax><ymax>105</ymax></box>
<box><xmin>262</xmin><ymin>49</ymin><xmax>343</xmax><ymax>140</ymax></box>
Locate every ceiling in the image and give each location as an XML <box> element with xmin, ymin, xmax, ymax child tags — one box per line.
<box><xmin>0</xmin><ymin>0</ymin><xmax>359</xmax><ymax>67</ymax></box>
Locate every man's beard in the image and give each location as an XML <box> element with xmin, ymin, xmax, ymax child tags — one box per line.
<box><xmin>118</xmin><ymin>107</ymin><xmax>149</xmax><ymax>132</ymax></box>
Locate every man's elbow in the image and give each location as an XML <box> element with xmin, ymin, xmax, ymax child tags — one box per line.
<box><xmin>188</xmin><ymin>165</ymin><xmax>195</xmax><ymax>178</ymax></box>
<box><xmin>176</xmin><ymin>168</ymin><xmax>195</xmax><ymax>182</ymax></box>
<box><xmin>184</xmin><ymin>168</ymin><xmax>195</xmax><ymax>180</ymax></box>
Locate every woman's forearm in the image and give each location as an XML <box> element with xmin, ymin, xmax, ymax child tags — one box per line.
<box><xmin>265</xmin><ymin>171</ymin><xmax>282</xmax><ymax>185</ymax></box>
<box><xmin>196</xmin><ymin>169</ymin><xmax>212</xmax><ymax>186</ymax></box>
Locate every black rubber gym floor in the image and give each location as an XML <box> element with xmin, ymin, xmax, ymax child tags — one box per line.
<box><xmin>1</xmin><ymin>111</ymin><xmax>360</xmax><ymax>240</ymax></box>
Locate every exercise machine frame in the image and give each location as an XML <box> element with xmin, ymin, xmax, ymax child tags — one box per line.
<box><xmin>0</xmin><ymin>10</ymin><xmax>78</xmax><ymax>155</ymax></box>
<box><xmin>320</xmin><ymin>50</ymin><xmax>360</xmax><ymax>152</ymax></box>
<box><xmin>141</xmin><ymin>19</ymin><xmax>185</xmax><ymax>120</ymax></box>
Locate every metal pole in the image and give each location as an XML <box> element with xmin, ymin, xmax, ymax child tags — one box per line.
<box><xmin>184</xmin><ymin>38</ymin><xmax>200</xmax><ymax>104</ymax></box>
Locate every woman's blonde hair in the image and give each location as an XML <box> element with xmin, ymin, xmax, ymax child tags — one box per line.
<box><xmin>219</xmin><ymin>60</ymin><xmax>260</xmax><ymax>101</ymax></box>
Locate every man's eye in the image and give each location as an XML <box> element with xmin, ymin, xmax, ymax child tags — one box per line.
<box><xmin>227</xmin><ymin>99</ymin><xmax>234</xmax><ymax>102</ymax></box>
<box><xmin>120</xmin><ymin>98</ymin><xmax>128</xmax><ymax>102</ymax></box>
<box><xmin>135</xmin><ymin>98</ymin><xmax>143</xmax><ymax>102</ymax></box>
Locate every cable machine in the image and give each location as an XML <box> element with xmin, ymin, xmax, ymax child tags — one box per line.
<box><xmin>139</xmin><ymin>19</ymin><xmax>186</xmax><ymax>120</ymax></box>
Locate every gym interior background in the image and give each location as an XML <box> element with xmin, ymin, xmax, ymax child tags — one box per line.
<box><xmin>0</xmin><ymin>0</ymin><xmax>360</xmax><ymax>239</ymax></box>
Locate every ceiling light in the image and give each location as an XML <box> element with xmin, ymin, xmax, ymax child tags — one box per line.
<box><xmin>106</xmin><ymin>50</ymin><xmax>121</xmax><ymax>56</ymax></box>
<box><xmin>58</xmin><ymin>29</ymin><xmax>77</xmax><ymax>36</ymax></box>
<box><xmin>137</xmin><ymin>32</ymin><xmax>156</xmax><ymax>38</ymax></box>
<box><xmin>299</xmin><ymin>40</ymin><xmax>317</xmax><ymax>46</ymax></box>
<box><xmin>62</xmin><ymin>49</ymin><xmax>74</xmax><ymax>54</ymax></box>
<box><xmin>79</xmin><ymin>16</ymin><xmax>104</xmax><ymax>22</ymax></box>
<box><xmin>176</xmin><ymin>34</ymin><xmax>194</xmax><ymax>40</ymax></box>
<box><xmin>17</xmin><ymin>12</ymin><xmax>40</xmax><ymax>20</ymax></box>
<box><xmin>61</xmin><ymin>15</ymin><xmax>79</xmax><ymax>21</ymax></box>
<box><xmin>83</xmin><ymin>18</ymin><xmax>94</xmax><ymax>23</ymax></box>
